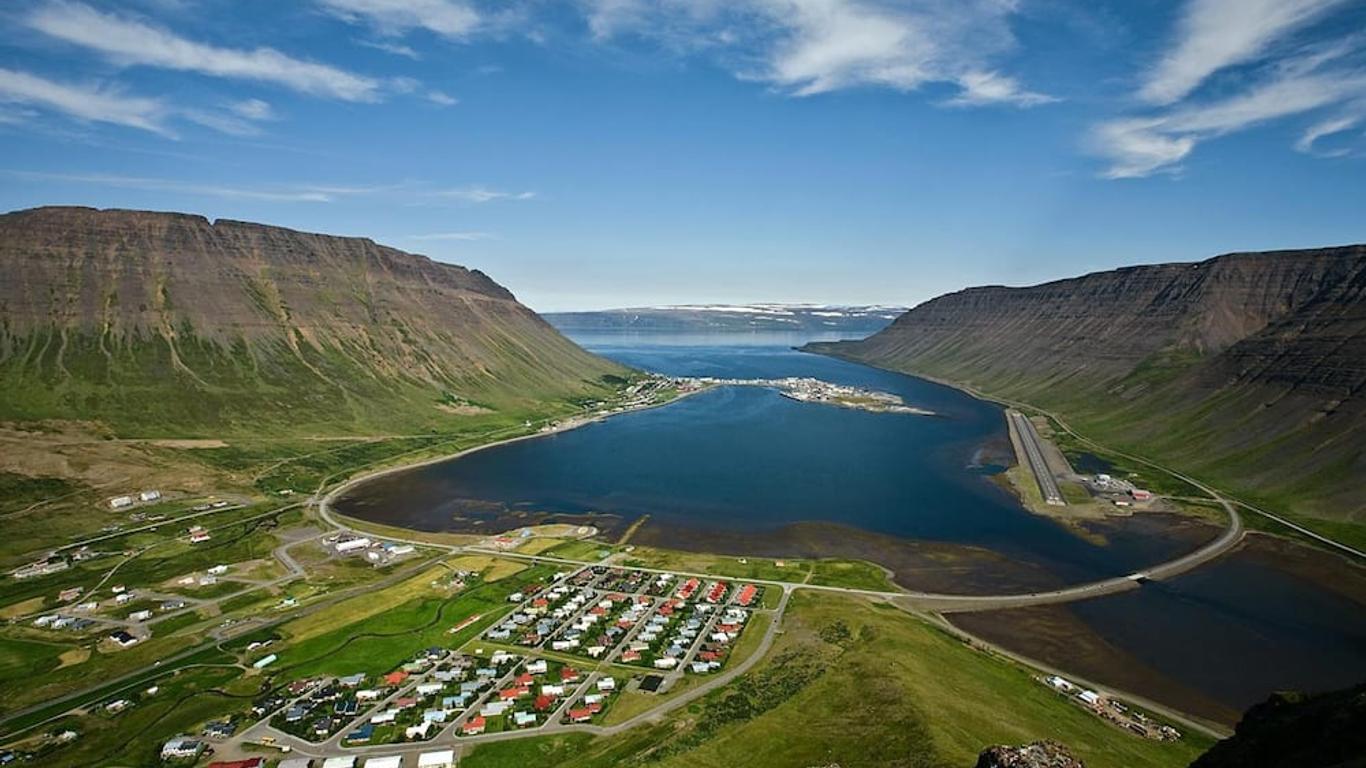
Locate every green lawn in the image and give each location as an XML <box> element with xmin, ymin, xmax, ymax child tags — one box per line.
<box><xmin>808</xmin><ymin>559</ymin><xmax>894</xmax><ymax>590</ymax></box>
<box><xmin>0</xmin><ymin>636</ymin><xmax>66</xmax><ymax>687</ymax></box>
<box><xmin>272</xmin><ymin>565</ymin><xmax>552</xmax><ymax>678</ymax></box>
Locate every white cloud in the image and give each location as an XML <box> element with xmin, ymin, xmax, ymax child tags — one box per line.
<box><xmin>426</xmin><ymin>90</ymin><xmax>459</xmax><ymax>106</ymax></box>
<box><xmin>436</xmin><ymin>186</ymin><xmax>536</xmax><ymax>203</ymax></box>
<box><xmin>180</xmin><ymin>108</ymin><xmax>261</xmax><ymax>136</ymax></box>
<box><xmin>1095</xmin><ymin>0</ymin><xmax>1365</xmax><ymax>178</ymax></box>
<box><xmin>317</xmin><ymin>0</ymin><xmax>480</xmax><ymax>40</ymax></box>
<box><xmin>231</xmin><ymin>98</ymin><xmax>275</xmax><ymax>121</ymax></box>
<box><xmin>1139</xmin><ymin>0</ymin><xmax>1348</xmax><ymax>106</ymax></box>
<box><xmin>1095</xmin><ymin>65</ymin><xmax>1366</xmax><ymax>178</ymax></box>
<box><xmin>28</xmin><ymin>1</ymin><xmax>382</xmax><ymax>101</ymax></box>
<box><xmin>578</xmin><ymin>0</ymin><xmax>1050</xmax><ymax>107</ymax></box>
<box><xmin>0</xmin><ymin>67</ymin><xmax>169</xmax><ymax>135</ymax></box>
<box><xmin>1294</xmin><ymin>114</ymin><xmax>1361</xmax><ymax>155</ymax></box>
<box><xmin>359</xmin><ymin>39</ymin><xmax>422</xmax><ymax>59</ymax></box>
<box><xmin>945</xmin><ymin>70</ymin><xmax>1058</xmax><ymax>108</ymax></box>
<box><xmin>407</xmin><ymin>231</ymin><xmax>497</xmax><ymax>241</ymax></box>
<box><xmin>1</xmin><ymin>170</ymin><xmax>340</xmax><ymax>201</ymax></box>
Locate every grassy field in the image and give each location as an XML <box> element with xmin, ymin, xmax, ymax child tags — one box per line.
<box><xmin>278</xmin><ymin>562</ymin><xmax>454</xmax><ymax>643</ymax></box>
<box><xmin>808</xmin><ymin>559</ymin><xmax>894</xmax><ymax>590</ymax></box>
<box><xmin>11</xmin><ymin>664</ymin><xmax>254</xmax><ymax>766</ymax></box>
<box><xmin>271</xmin><ymin>563</ymin><xmax>551</xmax><ymax>679</ymax></box>
<box><xmin>547</xmin><ymin>539</ymin><xmax>619</xmax><ymax>562</ymax></box>
<box><xmin>622</xmin><ymin>546</ymin><xmax>814</xmax><ymax>582</ymax></box>
<box><xmin>465</xmin><ymin>591</ymin><xmax>1211</xmax><ymax>768</ymax></box>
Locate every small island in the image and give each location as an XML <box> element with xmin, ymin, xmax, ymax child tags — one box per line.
<box><xmin>676</xmin><ymin>376</ymin><xmax>934</xmax><ymax>415</ymax></box>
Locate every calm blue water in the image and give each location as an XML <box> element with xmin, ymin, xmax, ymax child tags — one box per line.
<box><xmin>340</xmin><ymin>331</ymin><xmax>1366</xmax><ymax>719</ymax></box>
<box><xmin>340</xmin><ymin>333</ymin><xmax>1202</xmax><ymax>589</ymax></box>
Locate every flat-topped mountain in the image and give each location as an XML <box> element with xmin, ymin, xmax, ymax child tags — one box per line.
<box><xmin>545</xmin><ymin>304</ymin><xmax>905</xmax><ymax>335</ymax></box>
<box><xmin>0</xmin><ymin>206</ymin><xmax>626</xmax><ymax>435</ymax></box>
<box><xmin>809</xmin><ymin>245</ymin><xmax>1366</xmax><ymax>526</ymax></box>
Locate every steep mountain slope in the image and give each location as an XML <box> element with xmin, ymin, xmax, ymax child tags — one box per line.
<box><xmin>0</xmin><ymin>206</ymin><xmax>627</xmax><ymax>435</ymax></box>
<box><xmin>809</xmin><ymin>246</ymin><xmax>1366</xmax><ymax>525</ymax></box>
<box><xmin>545</xmin><ymin>304</ymin><xmax>905</xmax><ymax>335</ymax></box>
<box><xmin>1190</xmin><ymin>684</ymin><xmax>1366</xmax><ymax>768</ymax></box>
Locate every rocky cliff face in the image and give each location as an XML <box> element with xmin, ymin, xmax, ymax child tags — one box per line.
<box><xmin>1190</xmin><ymin>684</ymin><xmax>1366</xmax><ymax>768</ymax></box>
<box><xmin>811</xmin><ymin>246</ymin><xmax>1366</xmax><ymax>524</ymax></box>
<box><xmin>0</xmin><ymin>206</ymin><xmax>625</xmax><ymax>434</ymax></box>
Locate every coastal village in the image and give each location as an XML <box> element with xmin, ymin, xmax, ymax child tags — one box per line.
<box><xmin>131</xmin><ymin>560</ymin><xmax>769</xmax><ymax>767</ymax></box>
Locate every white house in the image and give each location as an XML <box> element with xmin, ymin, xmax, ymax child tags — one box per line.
<box><xmin>336</xmin><ymin>537</ymin><xmax>372</xmax><ymax>553</ymax></box>
<box><xmin>417</xmin><ymin>750</ymin><xmax>456</xmax><ymax>768</ymax></box>
<box><xmin>405</xmin><ymin>720</ymin><xmax>434</xmax><ymax>739</ymax></box>
<box><xmin>139</xmin><ymin>489</ymin><xmax>162</xmax><ymax>502</ymax></box>
<box><xmin>109</xmin><ymin>495</ymin><xmax>134</xmax><ymax>510</ymax></box>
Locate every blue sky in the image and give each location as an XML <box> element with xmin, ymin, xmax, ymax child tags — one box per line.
<box><xmin>1</xmin><ymin>0</ymin><xmax>1364</xmax><ymax>311</ymax></box>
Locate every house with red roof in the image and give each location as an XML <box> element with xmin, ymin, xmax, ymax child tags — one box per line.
<box><xmin>462</xmin><ymin>716</ymin><xmax>486</xmax><ymax>735</ymax></box>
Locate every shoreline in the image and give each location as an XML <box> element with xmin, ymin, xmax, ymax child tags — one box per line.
<box><xmin>805</xmin><ymin>346</ymin><xmax>1366</xmax><ymax>562</ymax></box>
<box><xmin>319</xmin><ymin>384</ymin><xmax>715</xmax><ymax>525</ymax></box>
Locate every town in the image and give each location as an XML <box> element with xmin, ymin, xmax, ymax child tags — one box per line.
<box><xmin>139</xmin><ymin>562</ymin><xmax>770</xmax><ymax>766</ymax></box>
<box><xmin>677</xmin><ymin>376</ymin><xmax>933</xmax><ymax>415</ymax></box>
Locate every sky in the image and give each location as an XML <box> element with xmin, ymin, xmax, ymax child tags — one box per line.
<box><xmin>1</xmin><ymin>0</ymin><xmax>1364</xmax><ymax>312</ymax></box>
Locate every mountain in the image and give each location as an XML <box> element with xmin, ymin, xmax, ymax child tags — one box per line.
<box><xmin>0</xmin><ymin>206</ymin><xmax>627</xmax><ymax>436</ymax></box>
<box><xmin>1189</xmin><ymin>684</ymin><xmax>1366</xmax><ymax>768</ymax></box>
<box><xmin>807</xmin><ymin>246</ymin><xmax>1366</xmax><ymax>526</ymax></box>
<box><xmin>545</xmin><ymin>304</ymin><xmax>905</xmax><ymax>336</ymax></box>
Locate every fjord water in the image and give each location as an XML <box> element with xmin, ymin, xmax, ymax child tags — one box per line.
<box><xmin>340</xmin><ymin>331</ymin><xmax>1201</xmax><ymax>591</ymax></box>
<box><xmin>339</xmin><ymin>330</ymin><xmax>1366</xmax><ymax>723</ymax></box>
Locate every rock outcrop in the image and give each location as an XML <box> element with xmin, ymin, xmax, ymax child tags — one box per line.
<box><xmin>975</xmin><ymin>740</ymin><xmax>1085</xmax><ymax>768</ymax></box>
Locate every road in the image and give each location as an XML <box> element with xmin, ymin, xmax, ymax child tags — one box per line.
<box><xmin>1009</xmin><ymin>409</ymin><xmax>1066</xmax><ymax>506</ymax></box>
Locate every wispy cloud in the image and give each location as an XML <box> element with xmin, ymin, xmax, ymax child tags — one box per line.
<box><xmin>0</xmin><ymin>67</ymin><xmax>169</xmax><ymax>135</ymax></box>
<box><xmin>407</xmin><ymin>231</ymin><xmax>497</xmax><ymax>241</ymax></box>
<box><xmin>1295</xmin><ymin>114</ymin><xmax>1361</xmax><ymax>155</ymax></box>
<box><xmin>944</xmin><ymin>71</ymin><xmax>1058</xmax><ymax>108</ymax></box>
<box><xmin>1138</xmin><ymin>0</ymin><xmax>1349</xmax><ymax>106</ymax></box>
<box><xmin>1</xmin><ymin>170</ymin><xmax>342</xmax><ymax>201</ymax></box>
<box><xmin>3</xmin><ymin>171</ymin><xmax>541</xmax><ymax>206</ymax></box>
<box><xmin>230</xmin><ymin>98</ymin><xmax>275</xmax><ymax>121</ymax></box>
<box><xmin>358</xmin><ymin>39</ymin><xmax>422</xmax><ymax>59</ymax></box>
<box><xmin>27</xmin><ymin>1</ymin><xmax>382</xmax><ymax>101</ymax></box>
<box><xmin>435</xmin><ymin>186</ymin><xmax>536</xmax><ymax>203</ymax></box>
<box><xmin>426</xmin><ymin>90</ymin><xmax>459</xmax><ymax>106</ymax></box>
<box><xmin>1094</xmin><ymin>63</ymin><xmax>1366</xmax><ymax>178</ymax></box>
<box><xmin>317</xmin><ymin>0</ymin><xmax>480</xmax><ymax>40</ymax></box>
<box><xmin>1094</xmin><ymin>0</ymin><xmax>1365</xmax><ymax>178</ymax></box>
<box><xmin>580</xmin><ymin>0</ymin><xmax>1052</xmax><ymax>107</ymax></box>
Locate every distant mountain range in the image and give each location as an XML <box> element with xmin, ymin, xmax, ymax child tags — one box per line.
<box><xmin>0</xmin><ymin>207</ymin><xmax>625</xmax><ymax>435</ymax></box>
<box><xmin>545</xmin><ymin>304</ymin><xmax>907</xmax><ymax>335</ymax></box>
<box><xmin>808</xmin><ymin>245</ymin><xmax>1366</xmax><ymax>528</ymax></box>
